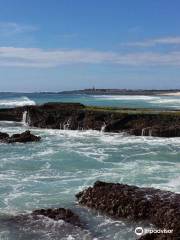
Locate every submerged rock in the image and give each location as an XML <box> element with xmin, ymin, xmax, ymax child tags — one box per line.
<box><xmin>76</xmin><ymin>181</ymin><xmax>180</xmax><ymax>239</ymax></box>
<box><xmin>32</xmin><ymin>208</ymin><xmax>81</xmax><ymax>227</ymax></box>
<box><xmin>0</xmin><ymin>130</ymin><xmax>41</xmax><ymax>143</ymax></box>
<box><xmin>9</xmin><ymin>208</ymin><xmax>82</xmax><ymax>228</ymax></box>
<box><xmin>4</xmin><ymin>208</ymin><xmax>94</xmax><ymax>240</ymax></box>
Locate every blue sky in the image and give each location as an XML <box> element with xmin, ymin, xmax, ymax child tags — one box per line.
<box><xmin>0</xmin><ymin>0</ymin><xmax>180</xmax><ymax>91</ymax></box>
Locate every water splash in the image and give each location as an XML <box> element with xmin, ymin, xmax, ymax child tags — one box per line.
<box><xmin>149</xmin><ymin>129</ymin><xmax>152</xmax><ymax>137</ymax></box>
<box><xmin>101</xmin><ymin>122</ymin><xmax>106</xmax><ymax>132</ymax></box>
<box><xmin>0</xmin><ymin>96</ymin><xmax>35</xmax><ymax>108</ymax></box>
<box><xmin>141</xmin><ymin>127</ymin><xmax>152</xmax><ymax>136</ymax></box>
<box><xmin>141</xmin><ymin>128</ymin><xmax>146</xmax><ymax>136</ymax></box>
<box><xmin>22</xmin><ymin>111</ymin><xmax>31</xmax><ymax>126</ymax></box>
<box><xmin>22</xmin><ymin>111</ymin><xmax>28</xmax><ymax>125</ymax></box>
<box><xmin>63</xmin><ymin>119</ymin><xmax>71</xmax><ymax>130</ymax></box>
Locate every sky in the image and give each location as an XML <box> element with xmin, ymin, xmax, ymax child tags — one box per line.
<box><xmin>0</xmin><ymin>0</ymin><xmax>180</xmax><ymax>92</ymax></box>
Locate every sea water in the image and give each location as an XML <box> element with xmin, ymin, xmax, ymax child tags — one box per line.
<box><xmin>0</xmin><ymin>93</ymin><xmax>180</xmax><ymax>240</ymax></box>
<box><xmin>1</xmin><ymin>92</ymin><xmax>180</xmax><ymax>109</ymax></box>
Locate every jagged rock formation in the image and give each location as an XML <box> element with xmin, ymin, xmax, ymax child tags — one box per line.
<box><xmin>0</xmin><ymin>102</ymin><xmax>180</xmax><ymax>137</ymax></box>
<box><xmin>76</xmin><ymin>181</ymin><xmax>180</xmax><ymax>239</ymax></box>
<box><xmin>0</xmin><ymin>130</ymin><xmax>41</xmax><ymax>143</ymax></box>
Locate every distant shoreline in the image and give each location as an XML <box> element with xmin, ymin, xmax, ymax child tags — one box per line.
<box><xmin>0</xmin><ymin>89</ymin><xmax>180</xmax><ymax>96</ymax></box>
<box><xmin>158</xmin><ymin>92</ymin><xmax>180</xmax><ymax>96</ymax></box>
<box><xmin>58</xmin><ymin>89</ymin><xmax>180</xmax><ymax>96</ymax></box>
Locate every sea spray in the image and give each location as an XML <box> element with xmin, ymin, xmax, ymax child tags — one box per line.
<box><xmin>22</xmin><ymin>111</ymin><xmax>31</xmax><ymax>126</ymax></box>
<box><xmin>141</xmin><ymin>127</ymin><xmax>153</xmax><ymax>136</ymax></box>
<box><xmin>63</xmin><ymin>119</ymin><xmax>71</xmax><ymax>130</ymax></box>
<box><xmin>141</xmin><ymin>128</ymin><xmax>145</xmax><ymax>136</ymax></box>
<box><xmin>22</xmin><ymin>111</ymin><xmax>28</xmax><ymax>125</ymax></box>
<box><xmin>101</xmin><ymin>122</ymin><xmax>106</xmax><ymax>132</ymax></box>
<box><xmin>0</xmin><ymin>96</ymin><xmax>35</xmax><ymax>108</ymax></box>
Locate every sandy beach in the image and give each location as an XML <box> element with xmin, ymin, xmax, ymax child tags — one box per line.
<box><xmin>158</xmin><ymin>92</ymin><xmax>180</xmax><ymax>96</ymax></box>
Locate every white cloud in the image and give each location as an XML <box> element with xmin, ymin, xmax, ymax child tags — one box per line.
<box><xmin>124</xmin><ymin>36</ymin><xmax>180</xmax><ymax>47</ymax></box>
<box><xmin>0</xmin><ymin>47</ymin><xmax>180</xmax><ymax>67</ymax></box>
<box><xmin>0</xmin><ymin>47</ymin><xmax>116</xmax><ymax>67</ymax></box>
<box><xmin>0</xmin><ymin>22</ymin><xmax>38</xmax><ymax>36</ymax></box>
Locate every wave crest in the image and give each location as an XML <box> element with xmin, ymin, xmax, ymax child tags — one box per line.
<box><xmin>0</xmin><ymin>96</ymin><xmax>36</xmax><ymax>107</ymax></box>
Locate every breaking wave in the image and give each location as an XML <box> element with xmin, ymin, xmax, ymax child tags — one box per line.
<box><xmin>0</xmin><ymin>96</ymin><xmax>36</xmax><ymax>108</ymax></box>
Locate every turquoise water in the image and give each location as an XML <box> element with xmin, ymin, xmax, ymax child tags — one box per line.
<box><xmin>0</xmin><ymin>93</ymin><xmax>180</xmax><ymax>239</ymax></box>
<box><xmin>1</xmin><ymin>92</ymin><xmax>180</xmax><ymax>109</ymax></box>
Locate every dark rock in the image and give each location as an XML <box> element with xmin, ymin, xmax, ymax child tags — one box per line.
<box><xmin>42</xmin><ymin>102</ymin><xmax>85</xmax><ymax>110</ymax></box>
<box><xmin>129</xmin><ymin>126</ymin><xmax>180</xmax><ymax>138</ymax></box>
<box><xmin>1</xmin><ymin>102</ymin><xmax>180</xmax><ymax>137</ymax></box>
<box><xmin>139</xmin><ymin>233</ymin><xmax>177</xmax><ymax>240</ymax></box>
<box><xmin>139</xmin><ymin>233</ymin><xmax>157</xmax><ymax>240</ymax></box>
<box><xmin>5</xmin><ymin>208</ymin><xmax>85</xmax><ymax>238</ymax></box>
<box><xmin>76</xmin><ymin>181</ymin><xmax>180</xmax><ymax>239</ymax></box>
<box><xmin>0</xmin><ymin>107</ymin><xmax>25</xmax><ymax>122</ymax></box>
<box><xmin>32</xmin><ymin>208</ymin><xmax>81</xmax><ymax>227</ymax></box>
<box><xmin>0</xmin><ymin>132</ymin><xmax>9</xmax><ymax>140</ymax></box>
<box><xmin>0</xmin><ymin>130</ymin><xmax>41</xmax><ymax>143</ymax></box>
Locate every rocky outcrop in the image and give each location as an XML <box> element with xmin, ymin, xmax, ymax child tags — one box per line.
<box><xmin>25</xmin><ymin>103</ymin><xmax>113</xmax><ymax>131</ymax></box>
<box><xmin>104</xmin><ymin>115</ymin><xmax>180</xmax><ymax>137</ymax></box>
<box><xmin>0</xmin><ymin>130</ymin><xmax>41</xmax><ymax>143</ymax></box>
<box><xmin>0</xmin><ymin>132</ymin><xmax>9</xmax><ymax>140</ymax></box>
<box><xmin>0</xmin><ymin>102</ymin><xmax>180</xmax><ymax>137</ymax></box>
<box><xmin>0</xmin><ymin>107</ymin><xmax>24</xmax><ymax>122</ymax></box>
<box><xmin>26</xmin><ymin>104</ymin><xmax>180</xmax><ymax>137</ymax></box>
<box><xmin>32</xmin><ymin>208</ymin><xmax>81</xmax><ymax>227</ymax></box>
<box><xmin>76</xmin><ymin>181</ymin><xmax>180</xmax><ymax>239</ymax></box>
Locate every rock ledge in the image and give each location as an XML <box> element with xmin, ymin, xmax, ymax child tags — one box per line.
<box><xmin>76</xmin><ymin>181</ymin><xmax>180</xmax><ymax>239</ymax></box>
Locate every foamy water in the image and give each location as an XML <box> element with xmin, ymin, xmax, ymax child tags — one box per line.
<box><xmin>0</xmin><ymin>92</ymin><xmax>180</xmax><ymax>109</ymax></box>
<box><xmin>92</xmin><ymin>95</ymin><xmax>180</xmax><ymax>108</ymax></box>
<box><xmin>0</xmin><ymin>93</ymin><xmax>179</xmax><ymax>239</ymax></box>
<box><xmin>0</xmin><ymin>120</ymin><xmax>179</xmax><ymax>239</ymax></box>
<box><xmin>0</xmin><ymin>96</ymin><xmax>36</xmax><ymax>108</ymax></box>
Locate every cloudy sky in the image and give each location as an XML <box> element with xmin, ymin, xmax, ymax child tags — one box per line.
<box><xmin>0</xmin><ymin>0</ymin><xmax>180</xmax><ymax>91</ymax></box>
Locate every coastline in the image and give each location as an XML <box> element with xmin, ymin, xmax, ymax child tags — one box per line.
<box><xmin>59</xmin><ymin>89</ymin><xmax>180</xmax><ymax>96</ymax></box>
<box><xmin>157</xmin><ymin>91</ymin><xmax>180</xmax><ymax>96</ymax></box>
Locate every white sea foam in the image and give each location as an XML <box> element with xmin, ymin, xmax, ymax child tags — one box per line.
<box><xmin>0</xmin><ymin>123</ymin><xmax>180</xmax><ymax>240</ymax></box>
<box><xmin>150</xmin><ymin>98</ymin><xmax>180</xmax><ymax>104</ymax></box>
<box><xmin>166</xmin><ymin>175</ymin><xmax>180</xmax><ymax>192</ymax></box>
<box><xmin>36</xmin><ymin>148</ymin><xmax>56</xmax><ymax>157</ymax></box>
<box><xmin>92</xmin><ymin>94</ymin><xmax>180</xmax><ymax>108</ymax></box>
<box><xmin>0</xmin><ymin>96</ymin><xmax>35</xmax><ymax>107</ymax></box>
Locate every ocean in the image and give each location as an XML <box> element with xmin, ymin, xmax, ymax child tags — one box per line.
<box><xmin>0</xmin><ymin>93</ymin><xmax>180</xmax><ymax>240</ymax></box>
<box><xmin>1</xmin><ymin>92</ymin><xmax>180</xmax><ymax>109</ymax></box>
